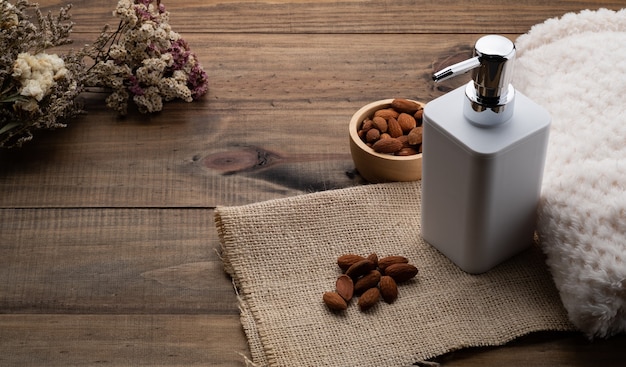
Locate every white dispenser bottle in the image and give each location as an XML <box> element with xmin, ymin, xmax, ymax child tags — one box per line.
<box><xmin>421</xmin><ymin>35</ymin><xmax>551</xmax><ymax>274</ymax></box>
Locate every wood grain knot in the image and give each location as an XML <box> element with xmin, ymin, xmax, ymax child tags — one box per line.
<box><xmin>202</xmin><ymin>147</ymin><xmax>281</xmax><ymax>175</ymax></box>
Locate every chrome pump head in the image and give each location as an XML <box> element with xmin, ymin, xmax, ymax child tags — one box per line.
<box><xmin>433</xmin><ymin>35</ymin><xmax>516</xmax><ymax>126</ymax></box>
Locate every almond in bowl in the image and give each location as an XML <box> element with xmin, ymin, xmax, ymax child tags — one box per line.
<box><xmin>349</xmin><ymin>98</ymin><xmax>424</xmax><ymax>183</ymax></box>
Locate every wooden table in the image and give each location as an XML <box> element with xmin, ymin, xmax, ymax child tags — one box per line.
<box><xmin>1</xmin><ymin>1</ymin><xmax>625</xmax><ymax>365</ymax></box>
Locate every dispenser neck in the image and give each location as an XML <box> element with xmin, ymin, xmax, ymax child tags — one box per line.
<box><xmin>471</xmin><ymin>35</ymin><xmax>516</xmax><ymax>105</ymax></box>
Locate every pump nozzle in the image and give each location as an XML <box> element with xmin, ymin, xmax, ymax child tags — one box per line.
<box><xmin>432</xmin><ymin>56</ymin><xmax>480</xmax><ymax>83</ymax></box>
<box><xmin>433</xmin><ymin>35</ymin><xmax>517</xmax><ymax>126</ymax></box>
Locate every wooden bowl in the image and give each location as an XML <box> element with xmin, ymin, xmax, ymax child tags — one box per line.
<box><xmin>349</xmin><ymin>99</ymin><xmax>423</xmax><ymax>183</ymax></box>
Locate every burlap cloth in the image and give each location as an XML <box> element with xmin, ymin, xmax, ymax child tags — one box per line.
<box><xmin>216</xmin><ymin>181</ymin><xmax>574</xmax><ymax>367</ymax></box>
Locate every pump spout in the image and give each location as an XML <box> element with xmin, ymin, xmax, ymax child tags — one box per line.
<box><xmin>432</xmin><ymin>56</ymin><xmax>480</xmax><ymax>83</ymax></box>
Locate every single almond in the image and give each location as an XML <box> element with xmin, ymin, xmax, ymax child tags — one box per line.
<box><xmin>387</xmin><ymin>117</ymin><xmax>403</xmax><ymax>138</ymax></box>
<box><xmin>377</xmin><ymin>255</ymin><xmax>409</xmax><ymax>271</ymax></box>
<box><xmin>414</xmin><ymin>109</ymin><xmax>424</xmax><ymax>122</ymax></box>
<box><xmin>345</xmin><ymin>259</ymin><xmax>375</xmax><ymax>279</ymax></box>
<box><xmin>397</xmin><ymin>113</ymin><xmax>417</xmax><ymax>133</ymax></box>
<box><xmin>391</xmin><ymin>98</ymin><xmax>422</xmax><ymax>114</ymax></box>
<box><xmin>374</xmin><ymin>108</ymin><xmax>399</xmax><ymax>120</ymax></box>
<box><xmin>335</xmin><ymin>274</ymin><xmax>354</xmax><ymax>302</ymax></box>
<box><xmin>384</xmin><ymin>263</ymin><xmax>418</xmax><ymax>283</ymax></box>
<box><xmin>360</xmin><ymin>119</ymin><xmax>373</xmax><ymax>131</ymax></box>
<box><xmin>372</xmin><ymin>138</ymin><xmax>402</xmax><ymax>154</ymax></box>
<box><xmin>323</xmin><ymin>291</ymin><xmax>348</xmax><ymax>311</ymax></box>
<box><xmin>357</xmin><ymin>287</ymin><xmax>380</xmax><ymax>311</ymax></box>
<box><xmin>358</xmin><ymin>129</ymin><xmax>367</xmax><ymax>140</ymax></box>
<box><xmin>379</xmin><ymin>275</ymin><xmax>398</xmax><ymax>303</ymax></box>
<box><xmin>354</xmin><ymin>269</ymin><xmax>381</xmax><ymax>294</ymax></box>
<box><xmin>396</xmin><ymin>147</ymin><xmax>419</xmax><ymax>156</ymax></box>
<box><xmin>372</xmin><ymin>116</ymin><xmax>388</xmax><ymax>133</ymax></box>
<box><xmin>365</xmin><ymin>128</ymin><xmax>380</xmax><ymax>143</ymax></box>
<box><xmin>367</xmin><ymin>253</ymin><xmax>378</xmax><ymax>268</ymax></box>
<box><xmin>407</xmin><ymin>126</ymin><xmax>423</xmax><ymax>145</ymax></box>
<box><xmin>337</xmin><ymin>254</ymin><xmax>366</xmax><ymax>271</ymax></box>
<box><xmin>397</xmin><ymin>134</ymin><xmax>409</xmax><ymax>147</ymax></box>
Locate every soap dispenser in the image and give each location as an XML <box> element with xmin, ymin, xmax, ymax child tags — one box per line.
<box><xmin>421</xmin><ymin>35</ymin><xmax>551</xmax><ymax>274</ymax></box>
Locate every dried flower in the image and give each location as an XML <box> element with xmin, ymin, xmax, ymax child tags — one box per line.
<box><xmin>1</xmin><ymin>0</ymin><xmax>209</xmax><ymax>148</ymax></box>
<box><xmin>13</xmin><ymin>52</ymin><xmax>68</xmax><ymax>101</ymax></box>
<box><xmin>85</xmin><ymin>0</ymin><xmax>209</xmax><ymax>115</ymax></box>
<box><xmin>0</xmin><ymin>0</ymin><xmax>85</xmax><ymax>148</ymax></box>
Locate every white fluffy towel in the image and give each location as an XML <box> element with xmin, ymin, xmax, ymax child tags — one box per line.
<box><xmin>514</xmin><ymin>8</ymin><xmax>626</xmax><ymax>338</ymax></box>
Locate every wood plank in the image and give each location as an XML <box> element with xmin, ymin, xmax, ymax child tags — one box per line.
<box><xmin>2</xmin><ymin>314</ymin><xmax>624</xmax><ymax>367</ymax></box>
<box><xmin>0</xmin><ymin>314</ymin><xmax>250</xmax><ymax>367</ymax></box>
<box><xmin>0</xmin><ymin>33</ymin><xmax>473</xmax><ymax>208</ymax></box>
<box><xmin>431</xmin><ymin>331</ymin><xmax>626</xmax><ymax>367</ymax></box>
<box><xmin>35</xmin><ymin>0</ymin><xmax>626</xmax><ymax>35</ymax></box>
<box><xmin>0</xmin><ymin>209</ymin><xmax>238</xmax><ymax>314</ymax></box>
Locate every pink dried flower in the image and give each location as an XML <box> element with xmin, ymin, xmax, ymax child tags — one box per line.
<box><xmin>134</xmin><ymin>5</ymin><xmax>152</xmax><ymax>21</ymax></box>
<box><xmin>169</xmin><ymin>39</ymin><xmax>191</xmax><ymax>70</ymax></box>
<box><xmin>189</xmin><ymin>63</ymin><xmax>209</xmax><ymax>100</ymax></box>
<box><xmin>127</xmin><ymin>75</ymin><xmax>144</xmax><ymax>96</ymax></box>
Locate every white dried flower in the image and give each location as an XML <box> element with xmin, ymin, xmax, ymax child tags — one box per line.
<box><xmin>135</xmin><ymin>57</ymin><xmax>167</xmax><ymax>84</ymax></box>
<box><xmin>133</xmin><ymin>86</ymin><xmax>162</xmax><ymax>113</ymax></box>
<box><xmin>157</xmin><ymin>77</ymin><xmax>192</xmax><ymax>102</ymax></box>
<box><xmin>140</xmin><ymin>22</ymin><xmax>155</xmax><ymax>35</ymax></box>
<box><xmin>108</xmin><ymin>44</ymin><xmax>128</xmax><ymax>61</ymax></box>
<box><xmin>105</xmin><ymin>89</ymin><xmax>129</xmax><ymax>112</ymax></box>
<box><xmin>12</xmin><ymin>52</ymin><xmax>68</xmax><ymax>101</ymax></box>
<box><xmin>172</xmin><ymin>69</ymin><xmax>188</xmax><ymax>83</ymax></box>
<box><xmin>160</xmin><ymin>53</ymin><xmax>173</xmax><ymax>67</ymax></box>
<box><xmin>113</xmin><ymin>0</ymin><xmax>138</xmax><ymax>26</ymax></box>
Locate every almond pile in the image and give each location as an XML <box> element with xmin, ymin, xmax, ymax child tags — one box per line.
<box><xmin>323</xmin><ymin>253</ymin><xmax>419</xmax><ymax>312</ymax></box>
<box><xmin>357</xmin><ymin>99</ymin><xmax>424</xmax><ymax>156</ymax></box>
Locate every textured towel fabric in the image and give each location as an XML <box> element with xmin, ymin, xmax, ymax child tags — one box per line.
<box><xmin>514</xmin><ymin>8</ymin><xmax>626</xmax><ymax>338</ymax></box>
<box><xmin>217</xmin><ymin>181</ymin><xmax>573</xmax><ymax>367</ymax></box>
